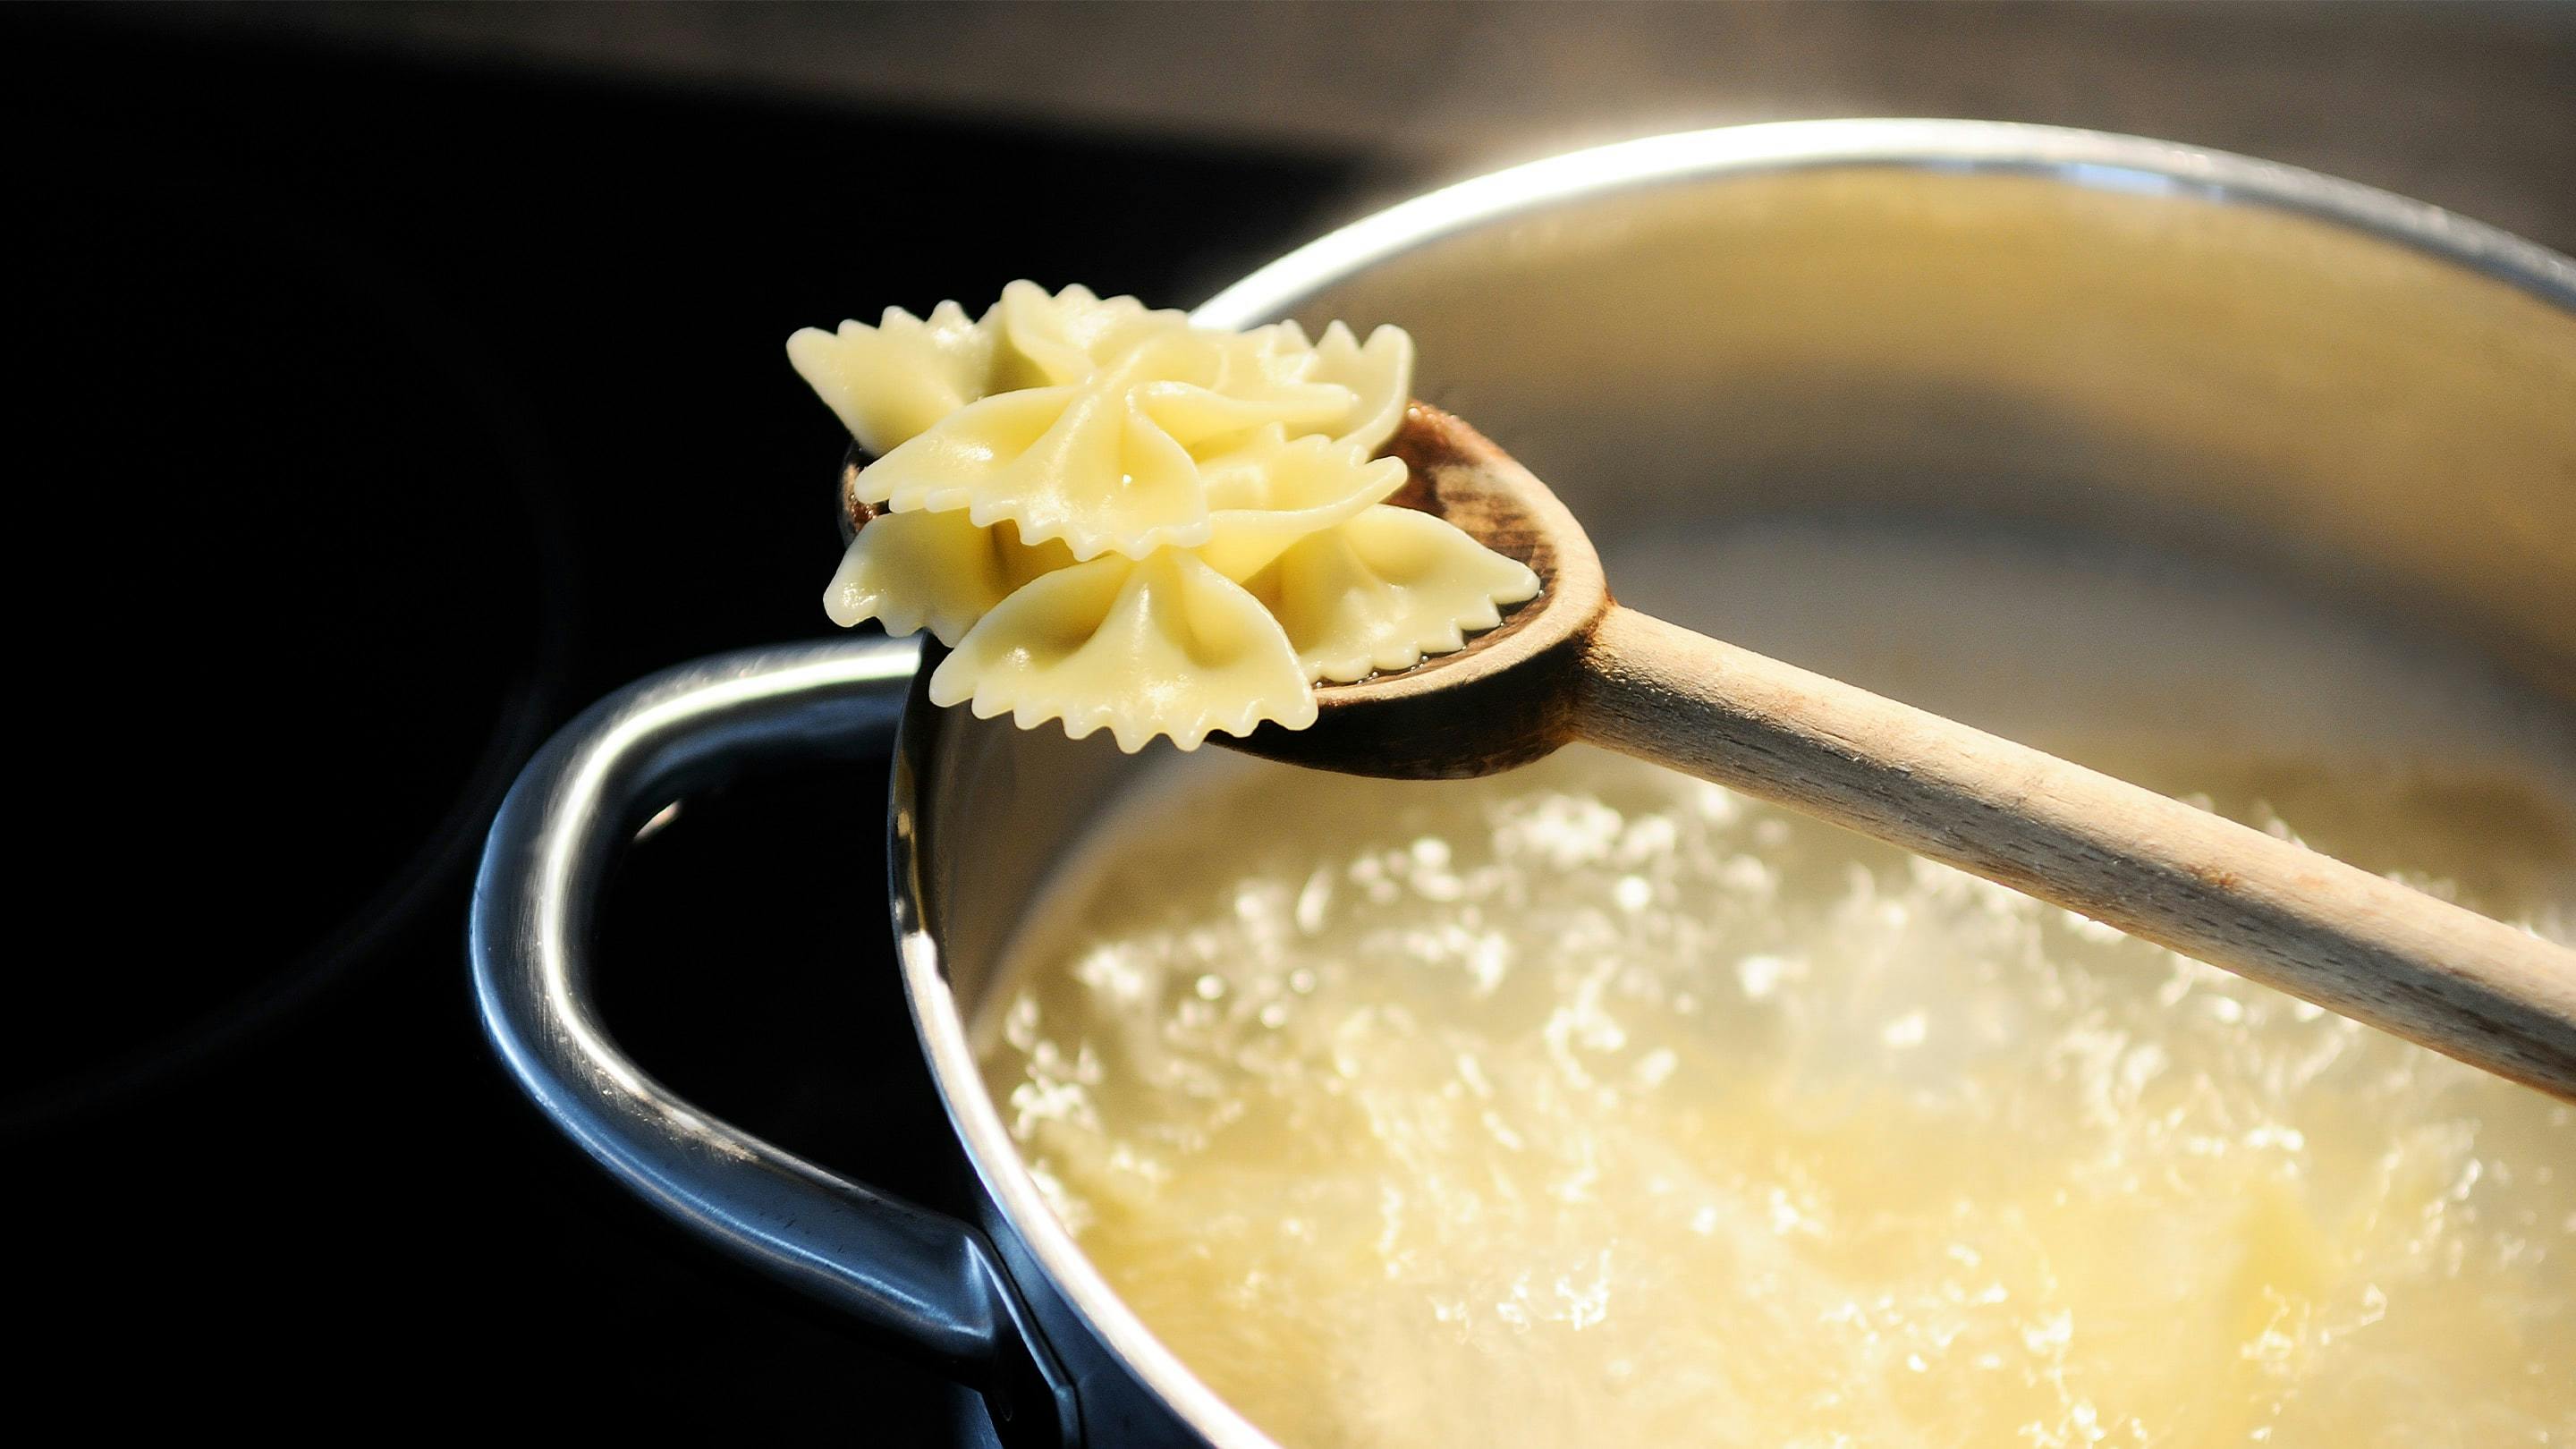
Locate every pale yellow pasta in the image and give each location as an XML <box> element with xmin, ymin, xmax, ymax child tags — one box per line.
<box><xmin>1307</xmin><ymin>322</ymin><xmax>1412</xmax><ymax>452</ymax></box>
<box><xmin>855</xmin><ymin>318</ymin><xmax>1394</xmax><ymax>560</ymax></box>
<box><xmin>786</xmin><ymin>299</ymin><xmax>994</xmax><ymax>458</ymax></box>
<box><xmin>821</xmin><ymin>507</ymin><xmax>1075</xmax><ymax>645</ymax></box>
<box><xmin>1250</xmin><ymin>505</ymin><xmax>1542</xmax><ymax>682</ymax></box>
<box><xmin>1195</xmin><ymin>434</ymin><xmax>1411</xmax><ymax>582</ymax></box>
<box><xmin>989</xmin><ymin>280</ymin><xmax>1190</xmax><ymax>390</ymax></box>
<box><xmin>790</xmin><ymin>282</ymin><xmax>1536</xmax><ymax>750</ymax></box>
<box><xmin>928</xmin><ymin>550</ymin><xmax>1318</xmax><ymax>751</ymax></box>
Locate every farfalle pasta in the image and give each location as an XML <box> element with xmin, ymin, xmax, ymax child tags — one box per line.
<box><xmin>789</xmin><ymin>283</ymin><xmax>1538</xmax><ymax>750</ymax></box>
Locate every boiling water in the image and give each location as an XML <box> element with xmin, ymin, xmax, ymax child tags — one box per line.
<box><xmin>977</xmin><ymin>526</ymin><xmax>2576</xmax><ymax>1448</ymax></box>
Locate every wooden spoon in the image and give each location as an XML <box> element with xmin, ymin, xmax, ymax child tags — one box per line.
<box><xmin>839</xmin><ymin>405</ymin><xmax>2576</xmax><ymax>1099</ymax></box>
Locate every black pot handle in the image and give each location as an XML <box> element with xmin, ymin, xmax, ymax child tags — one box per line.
<box><xmin>470</xmin><ymin>635</ymin><xmax>1076</xmax><ymax>1446</ymax></box>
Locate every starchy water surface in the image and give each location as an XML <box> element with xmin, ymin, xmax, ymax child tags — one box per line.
<box><xmin>979</xmin><ymin>527</ymin><xmax>2576</xmax><ymax>1448</ymax></box>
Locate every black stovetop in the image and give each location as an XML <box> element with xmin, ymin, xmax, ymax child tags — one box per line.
<box><xmin>12</xmin><ymin>14</ymin><xmax>1357</xmax><ymax>1436</ymax></box>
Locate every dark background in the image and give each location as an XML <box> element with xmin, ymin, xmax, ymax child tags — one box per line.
<box><xmin>11</xmin><ymin>3</ymin><xmax>2572</xmax><ymax>1440</ymax></box>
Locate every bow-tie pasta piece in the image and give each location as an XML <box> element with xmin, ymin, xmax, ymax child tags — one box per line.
<box><xmin>787</xmin><ymin>283</ymin><xmax>1199</xmax><ymax>466</ymax></box>
<box><xmin>823</xmin><ymin>506</ymin><xmax>1076</xmax><ymax>644</ymax></box>
<box><xmin>1195</xmin><ymin>433</ymin><xmax>1410</xmax><ymax>581</ymax></box>
<box><xmin>786</xmin><ymin>301</ymin><xmax>996</xmax><ymax>459</ymax></box>
<box><xmin>1185</xmin><ymin>321</ymin><xmax>1401</xmax><ymax>452</ymax></box>
<box><xmin>1288</xmin><ymin>320</ymin><xmax>1414</xmax><ymax>453</ymax></box>
<box><xmin>990</xmin><ymin>281</ymin><xmax>1192</xmax><ymax>390</ymax></box>
<box><xmin>1247</xmin><ymin>504</ymin><xmax>1542</xmax><ymax>683</ymax></box>
<box><xmin>928</xmin><ymin>549</ymin><xmax>1317</xmax><ymax>752</ymax></box>
<box><xmin>856</xmin><ymin>368</ymin><xmax>1208</xmax><ymax>560</ymax></box>
<box><xmin>1191</xmin><ymin>320</ymin><xmax>1412</xmax><ymax>456</ymax></box>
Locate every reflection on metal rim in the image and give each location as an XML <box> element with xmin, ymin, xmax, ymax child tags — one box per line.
<box><xmin>1196</xmin><ymin>120</ymin><xmax>2576</xmax><ymax>330</ymax></box>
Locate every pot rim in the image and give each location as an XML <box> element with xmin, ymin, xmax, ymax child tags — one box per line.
<box><xmin>893</xmin><ymin>119</ymin><xmax>2576</xmax><ymax>1449</ymax></box>
<box><xmin>1201</xmin><ymin>117</ymin><xmax>2576</xmax><ymax>331</ymax></box>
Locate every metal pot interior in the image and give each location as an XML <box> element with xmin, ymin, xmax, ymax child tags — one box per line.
<box><xmin>895</xmin><ymin>122</ymin><xmax>2576</xmax><ymax>1445</ymax></box>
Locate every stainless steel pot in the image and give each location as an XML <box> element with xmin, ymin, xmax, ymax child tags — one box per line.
<box><xmin>470</xmin><ymin>121</ymin><xmax>2576</xmax><ymax>1448</ymax></box>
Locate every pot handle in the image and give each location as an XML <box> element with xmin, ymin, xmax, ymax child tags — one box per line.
<box><xmin>470</xmin><ymin>635</ymin><xmax>1077</xmax><ymax>1447</ymax></box>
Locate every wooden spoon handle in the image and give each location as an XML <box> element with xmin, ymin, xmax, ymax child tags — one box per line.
<box><xmin>1572</xmin><ymin>604</ymin><xmax>2576</xmax><ymax>1099</ymax></box>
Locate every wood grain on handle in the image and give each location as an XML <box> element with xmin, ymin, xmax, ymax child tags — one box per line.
<box><xmin>1573</xmin><ymin>605</ymin><xmax>2576</xmax><ymax>1100</ymax></box>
